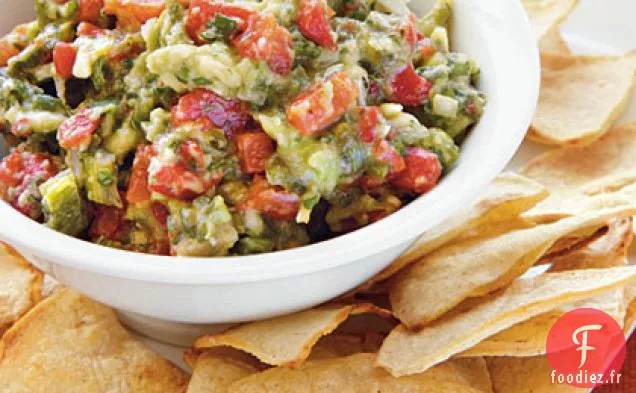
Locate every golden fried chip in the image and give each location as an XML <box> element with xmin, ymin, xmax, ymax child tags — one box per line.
<box><xmin>548</xmin><ymin>218</ymin><xmax>633</xmax><ymax>272</ymax></box>
<box><xmin>229</xmin><ymin>354</ymin><xmax>492</xmax><ymax>393</ymax></box>
<box><xmin>522</xmin><ymin>122</ymin><xmax>636</xmax><ymax>221</ymax></box>
<box><xmin>487</xmin><ymin>356</ymin><xmax>587</xmax><ymax>393</ymax></box>
<box><xmin>377</xmin><ymin>266</ymin><xmax>636</xmax><ymax>377</ymax></box>
<box><xmin>344</xmin><ymin>173</ymin><xmax>548</xmax><ymax>297</ymax></box>
<box><xmin>185</xmin><ymin>349</ymin><xmax>260</xmax><ymax>393</ymax></box>
<box><xmin>0</xmin><ymin>288</ymin><xmax>189</xmax><ymax>392</ymax></box>
<box><xmin>459</xmin><ymin>287</ymin><xmax>625</xmax><ymax>357</ymax></box>
<box><xmin>539</xmin><ymin>27</ymin><xmax>571</xmax><ymax>54</ymax></box>
<box><xmin>461</xmin><ymin>221</ymin><xmax>634</xmax><ymax>357</ymax></box>
<box><xmin>522</xmin><ymin>0</ymin><xmax>579</xmax><ymax>39</ymax></box>
<box><xmin>460</xmin><ymin>222</ymin><xmax>632</xmax><ymax>356</ymax></box>
<box><xmin>530</xmin><ymin>54</ymin><xmax>636</xmax><ymax>146</ymax></box>
<box><xmin>389</xmin><ymin>207</ymin><xmax>636</xmax><ymax>329</ymax></box>
<box><xmin>194</xmin><ymin>303</ymin><xmax>392</xmax><ymax>368</ymax></box>
<box><xmin>0</xmin><ymin>248</ymin><xmax>42</xmax><ymax>336</ymax></box>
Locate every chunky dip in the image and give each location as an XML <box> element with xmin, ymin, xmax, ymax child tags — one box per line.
<box><xmin>0</xmin><ymin>0</ymin><xmax>485</xmax><ymax>256</ymax></box>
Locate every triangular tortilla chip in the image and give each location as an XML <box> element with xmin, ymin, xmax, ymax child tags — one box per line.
<box><xmin>377</xmin><ymin>266</ymin><xmax>636</xmax><ymax>377</ymax></box>
<box><xmin>229</xmin><ymin>354</ymin><xmax>493</xmax><ymax>393</ymax></box>
<box><xmin>194</xmin><ymin>303</ymin><xmax>392</xmax><ymax>368</ymax></box>
<box><xmin>539</xmin><ymin>27</ymin><xmax>571</xmax><ymax>54</ymax></box>
<box><xmin>486</xmin><ymin>356</ymin><xmax>588</xmax><ymax>392</ymax></box>
<box><xmin>459</xmin><ymin>287</ymin><xmax>625</xmax><ymax>357</ymax></box>
<box><xmin>530</xmin><ymin>54</ymin><xmax>636</xmax><ymax>146</ymax></box>
<box><xmin>460</xmin><ymin>221</ymin><xmax>634</xmax><ymax>357</ymax></box>
<box><xmin>388</xmin><ymin>206</ymin><xmax>636</xmax><ymax>329</ymax></box>
<box><xmin>522</xmin><ymin>0</ymin><xmax>579</xmax><ymax>39</ymax></box>
<box><xmin>0</xmin><ymin>288</ymin><xmax>189</xmax><ymax>392</ymax></box>
<box><xmin>547</xmin><ymin>218</ymin><xmax>633</xmax><ymax>272</ymax></box>
<box><xmin>0</xmin><ymin>246</ymin><xmax>42</xmax><ymax>336</ymax></box>
<box><xmin>522</xmin><ymin>122</ymin><xmax>636</xmax><ymax>221</ymax></box>
<box><xmin>343</xmin><ymin>173</ymin><xmax>548</xmax><ymax>297</ymax></box>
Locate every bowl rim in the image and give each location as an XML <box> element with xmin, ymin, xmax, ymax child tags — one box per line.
<box><xmin>0</xmin><ymin>0</ymin><xmax>540</xmax><ymax>285</ymax></box>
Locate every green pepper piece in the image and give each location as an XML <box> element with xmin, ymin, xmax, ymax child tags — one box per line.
<box><xmin>39</xmin><ymin>169</ymin><xmax>88</xmax><ymax>236</ymax></box>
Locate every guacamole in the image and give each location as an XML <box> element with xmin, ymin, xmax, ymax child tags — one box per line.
<box><xmin>0</xmin><ymin>0</ymin><xmax>485</xmax><ymax>256</ymax></box>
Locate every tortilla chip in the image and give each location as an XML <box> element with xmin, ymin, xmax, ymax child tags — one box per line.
<box><xmin>487</xmin><ymin>356</ymin><xmax>587</xmax><ymax>393</ymax></box>
<box><xmin>229</xmin><ymin>354</ymin><xmax>493</xmax><ymax>393</ymax></box>
<box><xmin>344</xmin><ymin>173</ymin><xmax>548</xmax><ymax>297</ymax></box>
<box><xmin>0</xmin><ymin>248</ymin><xmax>42</xmax><ymax>336</ymax></box>
<box><xmin>377</xmin><ymin>266</ymin><xmax>636</xmax><ymax>377</ymax></box>
<box><xmin>194</xmin><ymin>303</ymin><xmax>392</xmax><ymax>368</ymax></box>
<box><xmin>530</xmin><ymin>54</ymin><xmax>636</xmax><ymax>146</ymax></box>
<box><xmin>457</xmin><ymin>223</ymin><xmax>631</xmax><ymax>356</ymax></box>
<box><xmin>459</xmin><ymin>287</ymin><xmax>625</xmax><ymax>357</ymax></box>
<box><xmin>185</xmin><ymin>349</ymin><xmax>261</xmax><ymax>393</ymax></box>
<box><xmin>522</xmin><ymin>122</ymin><xmax>636</xmax><ymax>221</ymax></box>
<box><xmin>0</xmin><ymin>288</ymin><xmax>189</xmax><ymax>392</ymax></box>
<box><xmin>522</xmin><ymin>0</ymin><xmax>579</xmax><ymax>39</ymax></box>
<box><xmin>388</xmin><ymin>206</ymin><xmax>636</xmax><ymax>329</ymax></box>
<box><xmin>548</xmin><ymin>218</ymin><xmax>633</xmax><ymax>272</ymax></box>
<box><xmin>539</xmin><ymin>27</ymin><xmax>571</xmax><ymax>54</ymax></box>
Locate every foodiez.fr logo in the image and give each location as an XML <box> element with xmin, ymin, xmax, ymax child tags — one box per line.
<box><xmin>547</xmin><ymin>308</ymin><xmax>627</xmax><ymax>388</ymax></box>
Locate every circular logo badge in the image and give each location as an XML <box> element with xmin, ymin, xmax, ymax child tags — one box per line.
<box><xmin>546</xmin><ymin>308</ymin><xmax>626</xmax><ymax>388</ymax></box>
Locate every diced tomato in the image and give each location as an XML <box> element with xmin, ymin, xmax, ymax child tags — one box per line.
<box><xmin>0</xmin><ymin>39</ymin><xmax>19</xmax><ymax>67</ymax></box>
<box><xmin>356</xmin><ymin>106</ymin><xmax>381</xmax><ymax>143</ymax></box>
<box><xmin>241</xmin><ymin>176</ymin><xmax>300</xmax><ymax>221</ymax></box>
<box><xmin>178</xmin><ymin>140</ymin><xmax>207</xmax><ymax>171</ymax></box>
<box><xmin>186</xmin><ymin>0</ymin><xmax>292</xmax><ymax>75</ymax></box>
<box><xmin>104</xmin><ymin>0</ymin><xmax>166</xmax><ymax>28</ymax></box>
<box><xmin>390</xmin><ymin>147</ymin><xmax>442</xmax><ymax>194</ymax></box>
<box><xmin>52</xmin><ymin>42</ymin><xmax>77</xmax><ymax>79</ymax></box>
<box><xmin>126</xmin><ymin>145</ymin><xmax>154</xmax><ymax>204</ymax></box>
<box><xmin>297</xmin><ymin>0</ymin><xmax>337</xmax><ymax>51</ymax></box>
<box><xmin>236</xmin><ymin>131</ymin><xmax>275</xmax><ymax>174</ymax></box>
<box><xmin>77</xmin><ymin>22</ymin><xmax>108</xmax><ymax>37</ymax></box>
<box><xmin>0</xmin><ymin>151</ymin><xmax>59</xmax><ymax>217</ymax></box>
<box><xmin>416</xmin><ymin>37</ymin><xmax>437</xmax><ymax>60</ymax></box>
<box><xmin>57</xmin><ymin>107</ymin><xmax>101</xmax><ymax>150</ymax></box>
<box><xmin>149</xmin><ymin>162</ymin><xmax>220</xmax><ymax>200</ymax></box>
<box><xmin>186</xmin><ymin>0</ymin><xmax>256</xmax><ymax>44</ymax></box>
<box><xmin>233</xmin><ymin>14</ymin><xmax>294</xmax><ymax>76</ymax></box>
<box><xmin>78</xmin><ymin>0</ymin><xmax>105</xmax><ymax>23</ymax></box>
<box><xmin>401</xmin><ymin>15</ymin><xmax>418</xmax><ymax>52</ymax></box>
<box><xmin>385</xmin><ymin>64</ymin><xmax>432</xmax><ymax>107</ymax></box>
<box><xmin>172</xmin><ymin>89</ymin><xmax>251</xmax><ymax>138</ymax></box>
<box><xmin>286</xmin><ymin>72</ymin><xmax>359</xmax><ymax>136</ymax></box>
<box><xmin>89</xmin><ymin>203</ymin><xmax>129</xmax><ymax>241</ymax></box>
<box><xmin>10</xmin><ymin>118</ymin><xmax>32</xmax><ymax>137</ymax></box>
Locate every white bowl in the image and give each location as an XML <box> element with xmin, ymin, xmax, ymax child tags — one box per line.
<box><xmin>0</xmin><ymin>0</ymin><xmax>539</xmax><ymax>325</ymax></box>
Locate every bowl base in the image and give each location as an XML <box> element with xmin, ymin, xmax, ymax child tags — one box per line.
<box><xmin>117</xmin><ymin>310</ymin><xmax>235</xmax><ymax>347</ymax></box>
